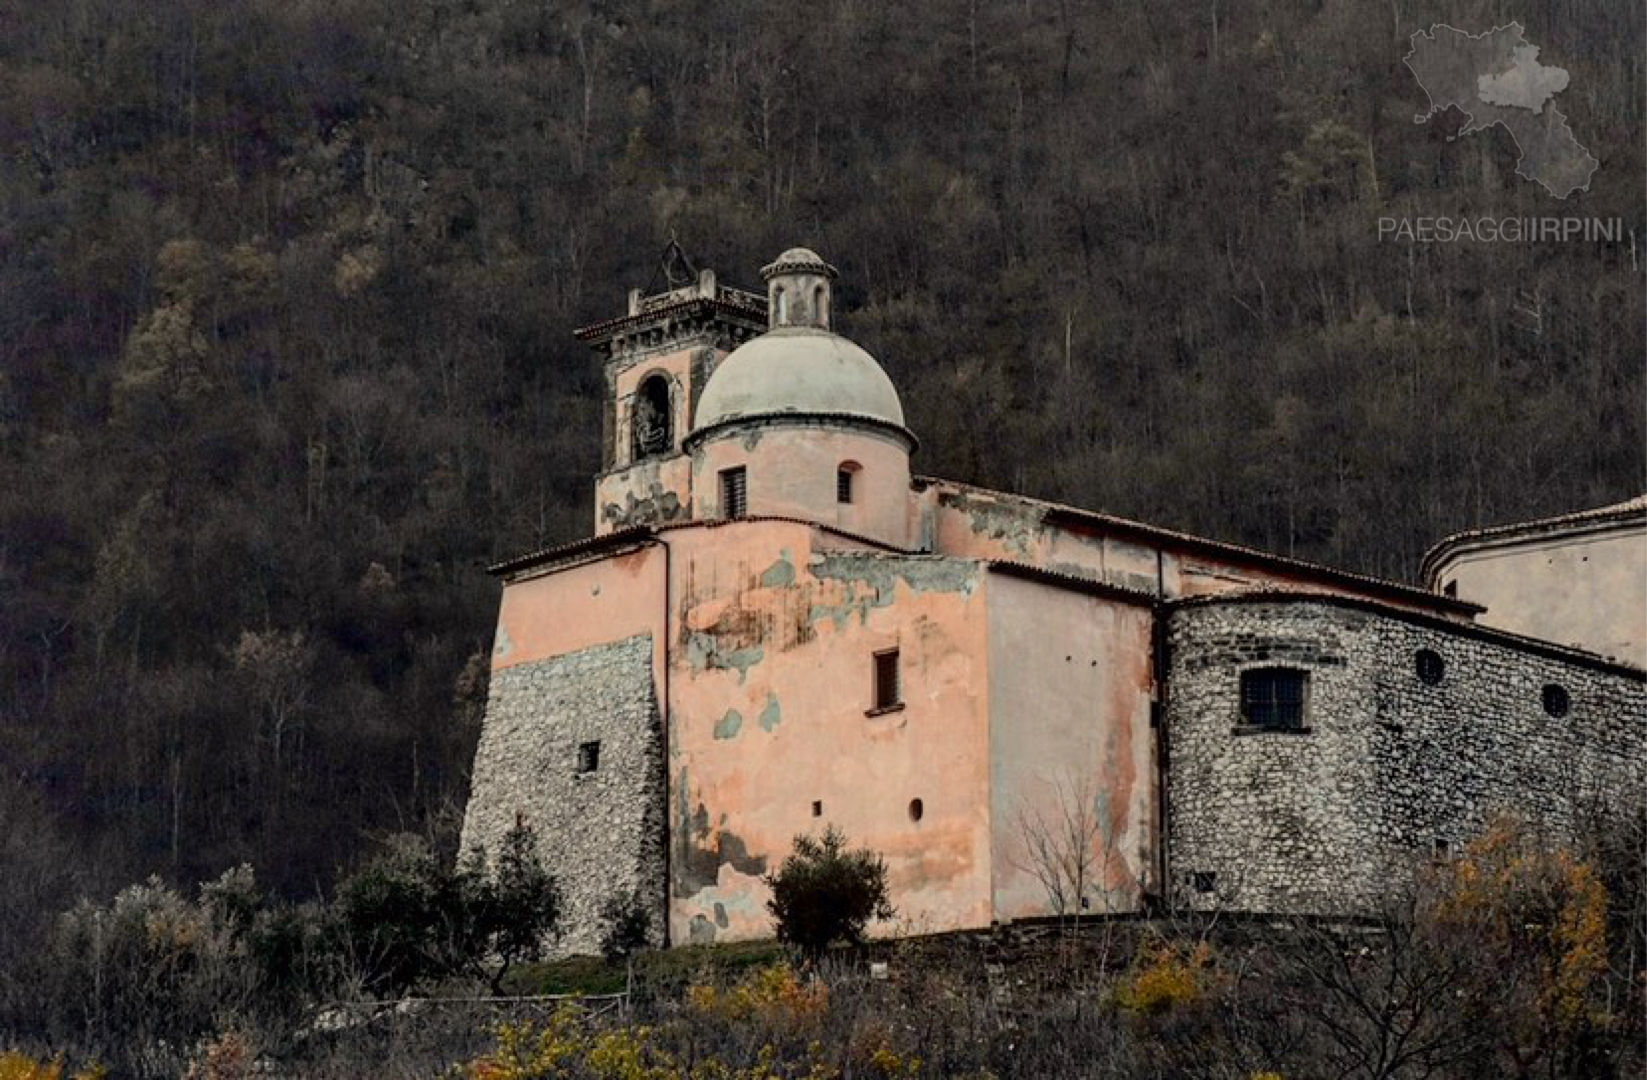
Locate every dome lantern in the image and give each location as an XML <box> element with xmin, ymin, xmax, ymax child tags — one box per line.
<box><xmin>762</xmin><ymin>247</ymin><xmax>835</xmax><ymax>331</ymax></box>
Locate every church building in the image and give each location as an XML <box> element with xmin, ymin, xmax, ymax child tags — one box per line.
<box><xmin>461</xmin><ymin>248</ymin><xmax>1646</xmax><ymax>955</ymax></box>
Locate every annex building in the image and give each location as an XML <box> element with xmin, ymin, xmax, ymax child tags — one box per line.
<box><xmin>461</xmin><ymin>248</ymin><xmax>1646</xmax><ymax>955</ymax></box>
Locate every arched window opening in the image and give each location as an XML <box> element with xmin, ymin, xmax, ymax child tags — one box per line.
<box><xmin>1414</xmin><ymin>648</ymin><xmax>1445</xmax><ymax>685</ymax></box>
<box><xmin>631</xmin><ymin>374</ymin><xmax>671</xmax><ymax>459</ymax></box>
<box><xmin>837</xmin><ymin>461</ymin><xmax>861</xmax><ymax>504</ymax></box>
<box><xmin>774</xmin><ymin>286</ymin><xmax>788</xmax><ymax>324</ymax></box>
<box><xmin>813</xmin><ymin>284</ymin><xmax>827</xmax><ymax>326</ymax></box>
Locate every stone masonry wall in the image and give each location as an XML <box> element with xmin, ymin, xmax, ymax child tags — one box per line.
<box><xmin>1165</xmin><ymin>599</ymin><xmax>1645</xmax><ymax>915</ymax></box>
<box><xmin>460</xmin><ymin>633</ymin><xmax>666</xmax><ymax>956</ymax></box>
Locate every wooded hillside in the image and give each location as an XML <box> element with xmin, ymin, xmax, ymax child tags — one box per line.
<box><xmin>1</xmin><ymin>0</ymin><xmax>1641</xmax><ymax>935</ymax></box>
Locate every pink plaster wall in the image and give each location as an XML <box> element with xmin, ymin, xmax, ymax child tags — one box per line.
<box><xmin>661</xmin><ymin>521</ymin><xmax>992</xmax><ymax>944</ymax></box>
<box><xmin>924</xmin><ymin>483</ymin><xmax>1459</xmax><ymax>618</ymax></box>
<box><xmin>493</xmin><ymin>546</ymin><xmax>666</xmax><ymax>688</ymax></box>
<box><xmin>691</xmin><ymin>427</ymin><xmax>913</xmax><ymax>548</ymax></box>
<box><xmin>985</xmin><ymin>573</ymin><xmax>1156</xmax><ymax>920</ymax></box>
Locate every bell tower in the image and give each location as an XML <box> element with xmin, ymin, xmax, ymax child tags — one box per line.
<box><xmin>575</xmin><ymin>242</ymin><xmax>767</xmax><ymax>534</ymax></box>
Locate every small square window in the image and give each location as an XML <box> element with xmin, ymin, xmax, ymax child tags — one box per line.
<box><xmin>720</xmin><ymin>467</ymin><xmax>747</xmax><ymax>519</ymax></box>
<box><xmin>1190</xmin><ymin>871</ymin><xmax>1218</xmax><ymax>894</ymax></box>
<box><xmin>1239</xmin><ymin>668</ymin><xmax>1307</xmax><ymax>729</ymax></box>
<box><xmin>872</xmin><ymin>649</ymin><xmax>901</xmax><ymax>712</ymax></box>
<box><xmin>576</xmin><ymin>741</ymin><xmax>601</xmax><ymax>774</ymax></box>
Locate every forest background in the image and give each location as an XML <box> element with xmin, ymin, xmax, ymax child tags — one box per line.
<box><xmin>0</xmin><ymin>0</ymin><xmax>1641</xmax><ymax>955</ymax></box>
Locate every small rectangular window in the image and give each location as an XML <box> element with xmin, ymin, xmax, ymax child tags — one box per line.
<box><xmin>720</xmin><ymin>466</ymin><xmax>747</xmax><ymax>519</ymax></box>
<box><xmin>576</xmin><ymin>741</ymin><xmax>601</xmax><ymax>774</ymax></box>
<box><xmin>872</xmin><ymin>649</ymin><xmax>901</xmax><ymax>712</ymax></box>
<box><xmin>837</xmin><ymin>467</ymin><xmax>854</xmax><ymax>504</ymax></box>
<box><xmin>1239</xmin><ymin>668</ymin><xmax>1307</xmax><ymax>729</ymax></box>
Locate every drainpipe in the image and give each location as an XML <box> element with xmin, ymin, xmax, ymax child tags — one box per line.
<box><xmin>641</xmin><ymin>535</ymin><xmax>672</xmax><ymax>948</ymax></box>
<box><xmin>1151</xmin><ymin>549</ymin><xmax>1171</xmax><ymax>913</ymax></box>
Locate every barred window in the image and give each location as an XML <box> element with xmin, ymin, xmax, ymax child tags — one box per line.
<box><xmin>1239</xmin><ymin>667</ymin><xmax>1307</xmax><ymax>730</ymax></box>
<box><xmin>837</xmin><ymin>462</ymin><xmax>859</xmax><ymax>504</ymax></box>
<box><xmin>719</xmin><ymin>466</ymin><xmax>747</xmax><ymax>519</ymax></box>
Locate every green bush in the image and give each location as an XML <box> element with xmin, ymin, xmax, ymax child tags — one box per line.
<box><xmin>764</xmin><ymin>827</ymin><xmax>893</xmax><ymax>962</ymax></box>
<box><xmin>598</xmin><ymin>888</ymin><xmax>653</xmax><ymax>964</ymax></box>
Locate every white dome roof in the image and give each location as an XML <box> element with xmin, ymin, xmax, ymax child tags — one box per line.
<box><xmin>692</xmin><ymin>327</ymin><xmax>907</xmax><ymax>434</ymax></box>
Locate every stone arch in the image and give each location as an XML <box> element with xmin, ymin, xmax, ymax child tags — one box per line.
<box><xmin>632</xmin><ymin>372</ymin><xmax>672</xmax><ymax>460</ymax></box>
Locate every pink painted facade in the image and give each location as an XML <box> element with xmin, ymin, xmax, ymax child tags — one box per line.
<box><xmin>462</xmin><ymin>248</ymin><xmax>1494</xmax><ymax>952</ymax></box>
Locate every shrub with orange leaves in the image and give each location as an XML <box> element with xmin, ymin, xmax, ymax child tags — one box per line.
<box><xmin>1114</xmin><ymin>939</ymin><xmax>1221</xmax><ymax>1015</ymax></box>
<box><xmin>686</xmin><ymin>963</ymin><xmax>829</xmax><ymax>1030</ymax></box>
<box><xmin>0</xmin><ymin>1051</ymin><xmax>105</xmax><ymax>1080</ymax></box>
<box><xmin>1423</xmin><ymin>814</ymin><xmax>1613</xmax><ymax>1053</ymax></box>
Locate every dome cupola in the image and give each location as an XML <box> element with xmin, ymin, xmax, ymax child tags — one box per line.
<box><xmin>763</xmin><ymin>247</ymin><xmax>835</xmax><ymax>330</ymax></box>
<box><xmin>683</xmin><ymin>248</ymin><xmax>916</xmax><ymax>548</ymax></box>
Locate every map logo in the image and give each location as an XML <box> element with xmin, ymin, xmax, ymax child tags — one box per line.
<box><xmin>1404</xmin><ymin>23</ymin><xmax>1599</xmax><ymax>199</ymax></box>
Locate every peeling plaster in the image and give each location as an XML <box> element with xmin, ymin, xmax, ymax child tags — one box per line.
<box><xmin>945</xmin><ymin>491</ymin><xmax>1042</xmax><ymax>557</ymax></box>
<box><xmin>602</xmin><ymin>485</ymin><xmax>685</xmax><ymax>529</ymax></box>
<box><xmin>673</xmin><ymin>768</ymin><xmax>768</xmax><ymax>898</ymax></box>
<box><xmin>492</xmin><ymin>624</ymin><xmax>514</xmax><ymax>660</ymax></box>
<box><xmin>807</xmin><ymin>554</ymin><xmax>979</xmax><ymax>629</ymax></box>
<box><xmin>714</xmin><ymin>708</ymin><xmax>743</xmax><ymax>739</ymax></box>
<box><xmin>759</xmin><ymin>549</ymin><xmax>796</xmax><ymax>588</ymax></box>
<box><xmin>684</xmin><ymin>631</ymin><xmax>765</xmax><ymax>682</ymax></box>
<box><xmin>757</xmin><ymin>692</ymin><xmax>782</xmax><ymax>732</ymax></box>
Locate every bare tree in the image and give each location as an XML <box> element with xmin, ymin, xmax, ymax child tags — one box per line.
<box><xmin>1010</xmin><ymin>770</ymin><xmax>1114</xmax><ymax>918</ymax></box>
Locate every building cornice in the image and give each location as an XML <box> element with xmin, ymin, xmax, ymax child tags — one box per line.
<box><xmin>488</xmin><ymin>515</ymin><xmax>913</xmax><ymax>581</ymax></box>
<box><xmin>574</xmin><ymin>295</ymin><xmax>766</xmax><ymax>354</ymax></box>
<box><xmin>682</xmin><ymin>411</ymin><xmax>919</xmax><ymax>453</ymax></box>
<box><xmin>1167</xmin><ymin>589</ymin><xmax>1646</xmax><ymax>680</ymax></box>
<box><xmin>917</xmin><ymin>477</ymin><xmax>1483</xmax><ymax>619</ymax></box>
<box><xmin>1419</xmin><ymin>495</ymin><xmax>1647</xmax><ymax>586</ymax></box>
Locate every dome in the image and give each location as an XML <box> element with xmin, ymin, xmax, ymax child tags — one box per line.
<box><xmin>690</xmin><ymin>327</ymin><xmax>908</xmax><ymax>437</ymax></box>
<box><xmin>762</xmin><ymin>247</ymin><xmax>836</xmax><ymax>279</ymax></box>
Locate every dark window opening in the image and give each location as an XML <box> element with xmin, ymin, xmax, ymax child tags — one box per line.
<box><xmin>1542</xmin><ymin>683</ymin><xmax>1570</xmax><ymax>718</ymax></box>
<box><xmin>836</xmin><ymin>464</ymin><xmax>857</xmax><ymax>504</ymax></box>
<box><xmin>1431</xmin><ymin>838</ymin><xmax>1450</xmax><ymax>859</ymax></box>
<box><xmin>1415</xmin><ymin>648</ymin><xmax>1445</xmax><ymax>685</ymax></box>
<box><xmin>1442</xmin><ymin>580</ymin><xmax>1458</xmax><ymax>598</ymax></box>
<box><xmin>1239</xmin><ymin>667</ymin><xmax>1307</xmax><ymax>729</ymax></box>
<box><xmin>872</xmin><ymin>649</ymin><xmax>901</xmax><ymax>711</ymax></box>
<box><xmin>576</xmin><ymin>741</ymin><xmax>601</xmax><ymax>774</ymax></box>
<box><xmin>720</xmin><ymin>466</ymin><xmax>747</xmax><ymax>519</ymax></box>
<box><xmin>1190</xmin><ymin>871</ymin><xmax>1218</xmax><ymax>894</ymax></box>
<box><xmin>631</xmin><ymin>375</ymin><xmax>671</xmax><ymax>460</ymax></box>
<box><xmin>811</xmin><ymin>800</ymin><xmax>823</xmax><ymax>817</ymax></box>
<box><xmin>907</xmin><ymin>798</ymin><xmax>923</xmax><ymax>822</ymax></box>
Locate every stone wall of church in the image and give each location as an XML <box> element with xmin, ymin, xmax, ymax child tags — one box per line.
<box><xmin>460</xmin><ymin>632</ymin><xmax>666</xmax><ymax>957</ymax></box>
<box><xmin>1164</xmin><ymin>597</ymin><xmax>1646</xmax><ymax>915</ymax></box>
